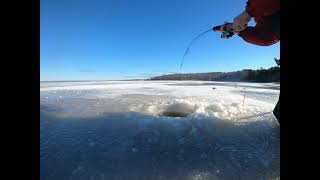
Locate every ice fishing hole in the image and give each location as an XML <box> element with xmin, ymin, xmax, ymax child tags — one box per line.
<box><xmin>158</xmin><ymin>103</ymin><xmax>197</xmax><ymax>117</ymax></box>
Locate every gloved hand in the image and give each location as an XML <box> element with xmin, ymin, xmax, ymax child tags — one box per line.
<box><xmin>213</xmin><ymin>22</ymin><xmax>233</xmax><ymax>32</ymax></box>
<box><xmin>212</xmin><ymin>23</ymin><xmax>235</xmax><ymax>39</ymax></box>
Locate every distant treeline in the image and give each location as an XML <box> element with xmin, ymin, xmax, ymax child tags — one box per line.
<box><xmin>150</xmin><ymin>66</ymin><xmax>280</xmax><ymax>82</ymax></box>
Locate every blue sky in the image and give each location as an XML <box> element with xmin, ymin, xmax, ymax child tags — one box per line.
<box><xmin>40</xmin><ymin>0</ymin><xmax>280</xmax><ymax>81</ymax></box>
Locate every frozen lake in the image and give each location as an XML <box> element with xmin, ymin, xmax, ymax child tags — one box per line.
<box><xmin>40</xmin><ymin>80</ymin><xmax>280</xmax><ymax>180</ymax></box>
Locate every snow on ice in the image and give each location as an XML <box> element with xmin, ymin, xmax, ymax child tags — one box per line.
<box><xmin>40</xmin><ymin>80</ymin><xmax>280</xmax><ymax>180</ymax></box>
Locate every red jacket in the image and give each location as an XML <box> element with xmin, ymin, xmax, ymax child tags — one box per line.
<box><xmin>239</xmin><ymin>0</ymin><xmax>280</xmax><ymax>46</ymax></box>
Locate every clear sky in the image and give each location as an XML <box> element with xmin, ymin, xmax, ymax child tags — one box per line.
<box><xmin>40</xmin><ymin>0</ymin><xmax>280</xmax><ymax>81</ymax></box>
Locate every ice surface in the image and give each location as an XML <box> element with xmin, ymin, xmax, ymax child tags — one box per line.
<box><xmin>40</xmin><ymin>81</ymin><xmax>280</xmax><ymax>180</ymax></box>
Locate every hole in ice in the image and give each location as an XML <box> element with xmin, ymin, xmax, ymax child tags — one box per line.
<box><xmin>158</xmin><ymin>103</ymin><xmax>197</xmax><ymax>117</ymax></box>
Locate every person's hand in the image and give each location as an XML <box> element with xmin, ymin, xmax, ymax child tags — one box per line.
<box><xmin>212</xmin><ymin>23</ymin><xmax>235</xmax><ymax>39</ymax></box>
<box><xmin>213</xmin><ymin>22</ymin><xmax>233</xmax><ymax>32</ymax></box>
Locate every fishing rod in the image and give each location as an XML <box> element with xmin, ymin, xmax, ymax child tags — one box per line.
<box><xmin>180</xmin><ymin>23</ymin><xmax>235</xmax><ymax>69</ymax></box>
<box><xmin>180</xmin><ymin>28</ymin><xmax>212</xmax><ymax>69</ymax></box>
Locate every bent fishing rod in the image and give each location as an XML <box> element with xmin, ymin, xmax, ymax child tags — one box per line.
<box><xmin>180</xmin><ymin>23</ymin><xmax>234</xmax><ymax>69</ymax></box>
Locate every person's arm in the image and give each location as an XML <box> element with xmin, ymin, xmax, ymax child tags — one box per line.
<box><xmin>245</xmin><ymin>0</ymin><xmax>280</xmax><ymax>17</ymax></box>
<box><xmin>220</xmin><ymin>0</ymin><xmax>279</xmax><ymax>34</ymax></box>
<box><xmin>238</xmin><ymin>25</ymin><xmax>279</xmax><ymax>46</ymax></box>
<box><xmin>235</xmin><ymin>0</ymin><xmax>280</xmax><ymax>46</ymax></box>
